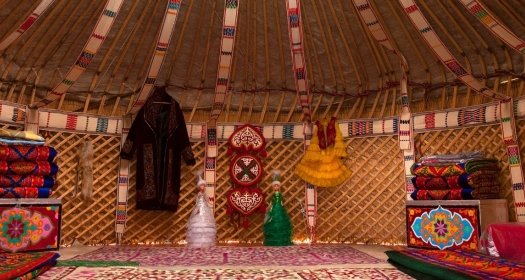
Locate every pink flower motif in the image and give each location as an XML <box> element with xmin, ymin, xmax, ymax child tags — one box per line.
<box><xmin>434</xmin><ymin>219</ymin><xmax>448</xmax><ymax>237</ymax></box>
<box><xmin>7</xmin><ymin>219</ymin><xmax>24</xmax><ymax>238</ymax></box>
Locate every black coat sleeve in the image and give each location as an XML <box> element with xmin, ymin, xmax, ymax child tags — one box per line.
<box><xmin>175</xmin><ymin>101</ymin><xmax>196</xmax><ymax>166</ymax></box>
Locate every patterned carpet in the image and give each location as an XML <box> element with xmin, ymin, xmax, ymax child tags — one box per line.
<box><xmin>70</xmin><ymin>245</ymin><xmax>384</xmax><ymax>267</ymax></box>
<box><xmin>38</xmin><ymin>266</ymin><xmax>414</xmax><ymax>279</ymax></box>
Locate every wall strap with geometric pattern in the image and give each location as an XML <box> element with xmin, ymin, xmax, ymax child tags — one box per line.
<box><xmin>205</xmin><ymin>0</ymin><xmax>241</xmax><ymax>211</ymax></box>
<box><xmin>115</xmin><ymin>116</ymin><xmax>131</xmax><ymax>243</ymax></box>
<box><xmin>0</xmin><ymin>0</ymin><xmax>56</xmax><ymax>52</ymax></box>
<box><xmin>458</xmin><ymin>0</ymin><xmax>525</xmax><ymax>54</ymax></box>
<box><xmin>500</xmin><ymin>99</ymin><xmax>525</xmax><ymax>221</ymax></box>
<box><xmin>128</xmin><ymin>0</ymin><xmax>183</xmax><ymax>114</ymax></box>
<box><xmin>400</xmin><ymin>0</ymin><xmax>525</xmax><ymax>221</ymax></box>
<box><xmin>352</xmin><ymin>0</ymin><xmax>415</xmax><ymax>199</ymax></box>
<box><xmin>33</xmin><ymin>0</ymin><xmax>125</xmax><ymax>108</ymax></box>
<box><xmin>285</xmin><ymin>0</ymin><xmax>315</xmax><ymax>242</ymax></box>
<box><xmin>398</xmin><ymin>0</ymin><xmax>509</xmax><ymax>101</ymax></box>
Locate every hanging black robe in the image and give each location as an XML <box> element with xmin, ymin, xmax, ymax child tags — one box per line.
<box><xmin>120</xmin><ymin>87</ymin><xmax>195</xmax><ymax>211</ymax></box>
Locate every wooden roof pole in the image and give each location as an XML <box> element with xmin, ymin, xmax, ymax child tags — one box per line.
<box><xmin>190</xmin><ymin>0</ymin><xmax>218</xmax><ymax>122</ymax></box>
<box><xmin>327</xmin><ymin>1</ymin><xmax>363</xmax><ymax>91</ymax></box>
<box><xmin>315</xmin><ymin>1</ymin><xmax>348</xmax><ymax>92</ymax></box>
<box><xmin>259</xmin><ymin>0</ymin><xmax>271</xmax><ymax>123</ymax></box>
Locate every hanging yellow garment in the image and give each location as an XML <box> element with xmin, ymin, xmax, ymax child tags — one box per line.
<box><xmin>294</xmin><ymin>118</ymin><xmax>351</xmax><ymax>187</ymax></box>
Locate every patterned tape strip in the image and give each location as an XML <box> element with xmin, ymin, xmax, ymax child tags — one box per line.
<box><xmin>38</xmin><ymin>109</ymin><xmax>122</xmax><ymax>135</ymax></box>
<box><xmin>285</xmin><ymin>0</ymin><xmax>315</xmax><ymax>241</ymax></box>
<box><xmin>285</xmin><ymin>0</ymin><xmax>312</xmax><ymax>121</ymax></box>
<box><xmin>0</xmin><ymin>102</ymin><xmax>26</xmax><ymax>125</ymax></box>
<box><xmin>459</xmin><ymin>0</ymin><xmax>525</xmax><ymax>54</ymax></box>
<box><xmin>128</xmin><ymin>0</ymin><xmax>183</xmax><ymax>114</ymax></box>
<box><xmin>398</xmin><ymin>0</ymin><xmax>508</xmax><ymax>101</ymax></box>
<box><xmin>500</xmin><ymin>99</ymin><xmax>525</xmax><ymax>220</ymax></box>
<box><xmin>412</xmin><ymin>103</ymin><xmax>500</xmax><ymax>131</ymax></box>
<box><xmin>33</xmin><ymin>0</ymin><xmax>125</xmax><ymax>107</ymax></box>
<box><xmin>352</xmin><ymin>0</ymin><xmax>414</xmax><ymax>199</ymax></box>
<box><xmin>209</xmin><ymin>0</ymin><xmax>240</xmax><ymax>120</ymax></box>
<box><xmin>0</xmin><ymin>0</ymin><xmax>56</xmax><ymax>51</ymax></box>
<box><xmin>205</xmin><ymin>0</ymin><xmax>241</xmax><ymax>210</ymax></box>
<box><xmin>115</xmin><ymin>116</ymin><xmax>131</xmax><ymax>242</ymax></box>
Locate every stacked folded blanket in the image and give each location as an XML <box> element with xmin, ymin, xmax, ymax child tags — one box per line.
<box><xmin>411</xmin><ymin>152</ymin><xmax>500</xmax><ymax>200</ymax></box>
<box><xmin>0</xmin><ymin>129</ymin><xmax>58</xmax><ymax>198</ymax></box>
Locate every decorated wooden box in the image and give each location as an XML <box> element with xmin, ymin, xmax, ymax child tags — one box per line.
<box><xmin>406</xmin><ymin>200</ymin><xmax>480</xmax><ymax>251</ymax></box>
<box><xmin>0</xmin><ymin>198</ymin><xmax>61</xmax><ymax>252</ymax></box>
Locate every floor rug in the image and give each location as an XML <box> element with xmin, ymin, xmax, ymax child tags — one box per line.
<box><xmin>38</xmin><ymin>266</ymin><xmax>414</xmax><ymax>280</ymax></box>
<box><xmin>71</xmin><ymin>245</ymin><xmax>383</xmax><ymax>267</ymax></box>
<box><xmin>0</xmin><ymin>251</ymin><xmax>59</xmax><ymax>280</ymax></box>
<box><xmin>386</xmin><ymin>248</ymin><xmax>525</xmax><ymax>280</ymax></box>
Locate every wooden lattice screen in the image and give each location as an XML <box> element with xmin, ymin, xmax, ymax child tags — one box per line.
<box><xmin>45</xmin><ymin>121</ymin><xmax>525</xmax><ymax>246</ymax></box>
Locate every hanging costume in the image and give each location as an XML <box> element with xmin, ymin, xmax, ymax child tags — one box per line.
<box><xmin>294</xmin><ymin>117</ymin><xmax>351</xmax><ymax>187</ymax></box>
<box><xmin>120</xmin><ymin>87</ymin><xmax>195</xmax><ymax>211</ymax></box>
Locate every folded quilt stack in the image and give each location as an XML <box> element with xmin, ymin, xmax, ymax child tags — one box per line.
<box><xmin>410</xmin><ymin>152</ymin><xmax>500</xmax><ymax>200</ymax></box>
<box><xmin>0</xmin><ymin>129</ymin><xmax>58</xmax><ymax>198</ymax></box>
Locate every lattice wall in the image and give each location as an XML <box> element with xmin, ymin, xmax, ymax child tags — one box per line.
<box><xmin>43</xmin><ymin>130</ymin><xmax>121</xmax><ymax>245</ymax></box>
<box><xmin>46</xmin><ymin>123</ymin><xmax>524</xmax><ymax>246</ymax></box>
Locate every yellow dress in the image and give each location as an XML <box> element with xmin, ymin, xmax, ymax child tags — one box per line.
<box><xmin>294</xmin><ymin>119</ymin><xmax>351</xmax><ymax>187</ymax></box>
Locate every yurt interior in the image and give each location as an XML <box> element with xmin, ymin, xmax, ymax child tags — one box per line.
<box><xmin>0</xmin><ymin>0</ymin><xmax>524</xmax><ymax>279</ymax></box>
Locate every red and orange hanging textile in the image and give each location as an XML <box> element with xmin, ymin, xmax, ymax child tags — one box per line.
<box><xmin>226</xmin><ymin>124</ymin><xmax>267</xmax><ymax>228</ymax></box>
<box><xmin>294</xmin><ymin>117</ymin><xmax>351</xmax><ymax>187</ymax></box>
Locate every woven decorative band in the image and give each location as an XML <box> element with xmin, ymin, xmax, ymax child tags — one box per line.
<box><xmin>459</xmin><ymin>0</ymin><xmax>525</xmax><ymax>54</ymax></box>
<box><xmin>34</xmin><ymin>0</ymin><xmax>125</xmax><ymax>107</ymax></box>
<box><xmin>128</xmin><ymin>0</ymin><xmax>183</xmax><ymax>114</ymax></box>
<box><xmin>115</xmin><ymin>116</ymin><xmax>131</xmax><ymax>242</ymax></box>
<box><xmin>285</xmin><ymin>0</ymin><xmax>312</xmax><ymax>121</ymax></box>
<box><xmin>209</xmin><ymin>0</ymin><xmax>240</xmax><ymax>120</ymax></box>
<box><xmin>0</xmin><ymin>0</ymin><xmax>56</xmax><ymax>51</ymax></box>
<box><xmin>39</xmin><ymin>109</ymin><xmax>122</xmax><ymax>135</ymax></box>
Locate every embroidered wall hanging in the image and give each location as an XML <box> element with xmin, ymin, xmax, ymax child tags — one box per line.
<box><xmin>226</xmin><ymin>124</ymin><xmax>267</xmax><ymax>228</ymax></box>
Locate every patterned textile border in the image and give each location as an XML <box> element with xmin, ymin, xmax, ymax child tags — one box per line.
<box><xmin>5</xmin><ymin>98</ymin><xmax>525</xmax><ymax>138</ymax></box>
<box><xmin>0</xmin><ymin>251</ymin><xmax>59</xmax><ymax>280</ymax></box>
<box><xmin>70</xmin><ymin>245</ymin><xmax>383</xmax><ymax>266</ymax></box>
<box><xmin>352</xmin><ymin>0</ymin><xmax>415</xmax><ymax>199</ymax></box>
<box><xmin>115</xmin><ymin>116</ymin><xmax>131</xmax><ymax>243</ymax></box>
<box><xmin>39</xmin><ymin>109</ymin><xmax>122</xmax><ymax>135</ymax></box>
<box><xmin>412</xmin><ymin>102</ymin><xmax>500</xmax><ymax>132</ymax></box>
<box><xmin>0</xmin><ymin>0</ymin><xmax>56</xmax><ymax>51</ymax></box>
<box><xmin>0</xmin><ymin>101</ymin><xmax>25</xmax><ymax>125</ymax></box>
<box><xmin>205</xmin><ymin>0</ymin><xmax>240</xmax><ymax>210</ymax></box>
<box><xmin>285</xmin><ymin>0</ymin><xmax>315</xmax><ymax>240</ymax></box>
<box><xmin>34</xmin><ymin>0</ymin><xmax>125</xmax><ymax>107</ymax></box>
<box><xmin>398</xmin><ymin>0</ymin><xmax>508</xmax><ymax>101</ymax></box>
<box><xmin>39</xmin><ymin>266</ymin><xmax>413</xmax><ymax>280</ymax></box>
<box><xmin>209</xmin><ymin>0</ymin><xmax>240</xmax><ymax>121</ymax></box>
<box><xmin>459</xmin><ymin>0</ymin><xmax>525</xmax><ymax>54</ymax></box>
<box><xmin>500</xmin><ymin>99</ymin><xmax>525</xmax><ymax>219</ymax></box>
<box><xmin>387</xmin><ymin>247</ymin><xmax>525</xmax><ymax>280</ymax></box>
<box><xmin>128</xmin><ymin>0</ymin><xmax>183</xmax><ymax>114</ymax></box>
<box><xmin>285</xmin><ymin>0</ymin><xmax>312</xmax><ymax>120</ymax></box>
